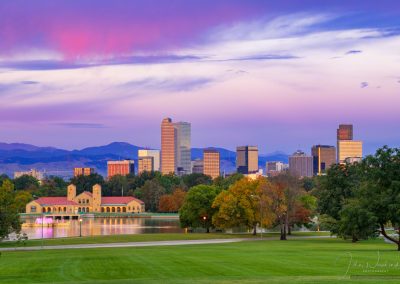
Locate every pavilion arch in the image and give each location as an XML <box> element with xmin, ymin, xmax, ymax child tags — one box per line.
<box><xmin>101</xmin><ymin>207</ymin><xmax>105</xmax><ymax>213</ymax></box>
<box><xmin>122</xmin><ymin>207</ymin><xmax>126</xmax><ymax>213</ymax></box>
<box><xmin>47</xmin><ymin>207</ymin><xmax>51</xmax><ymax>213</ymax></box>
<box><xmin>106</xmin><ymin>207</ymin><xmax>110</xmax><ymax>212</ymax></box>
<box><xmin>112</xmin><ymin>207</ymin><xmax>116</xmax><ymax>213</ymax></box>
<box><xmin>117</xmin><ymin>207</ymin><xmax>121</xmax><ymax>213</ymax></box>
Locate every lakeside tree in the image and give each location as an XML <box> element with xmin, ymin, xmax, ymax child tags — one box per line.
<box><xmin>135</xmin><ymin>180</ymin><xmax>166</xmax><ymax>212</ymax></box>
<box><xmin>179</xmin><ymin>185</ymin><xmax>220</xmax><ymax>233</ymax></box>
<box><xmin>107</xmin><ymin>175</ymin><xmax>128</xmax><ymax>196</ymax></box>
<box><xmin>158</xmin><ymin>188</ymin><xmax>186</xmax><ymax>213</ymax></box>
<box><xmin>212</xmin><ymin>177</ymin><xmax>276</xmax><ymax>235</ymax></box>
<box><xmin>70</xmin><ymin>173</ymin><xmax>105</xmax><ymax>194</ymax></box>
<box><xmin>0</xmin><ymin>180</ymin><xmax>21</xmax><ymax>240</ymax></box>
<box><xmin>14</xmin><ymin>191</ymin><xmax>33</xmax><ymax>213</ymax></box>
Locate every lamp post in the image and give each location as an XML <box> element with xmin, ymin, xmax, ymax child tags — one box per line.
<box><xmin>79</xmin><ymin>218</ymin><xmax>83</xmax><ymax>237</ymax></box>
<box><xmin>202</xmin><ymin>216</ymin><xmax>207</xmax><ymax>233</ymax></box>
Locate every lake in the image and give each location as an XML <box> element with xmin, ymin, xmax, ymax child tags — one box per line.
<box><xmin>21</xmin><ymin>217</ymin><xmax>183</xmax><ymax>240</ymax></box>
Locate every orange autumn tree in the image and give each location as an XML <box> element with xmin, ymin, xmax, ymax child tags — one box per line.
<box><xmin>158</xmin><ymin>188</ymin><xmax>186</xmax><ymax>212</ymax></box>
<box><xmin>212</xmin><ymin>177</ymin><xmax>277</xmax><ymax>235</ymax></box>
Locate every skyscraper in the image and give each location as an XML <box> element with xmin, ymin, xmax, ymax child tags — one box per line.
<box><xmin>236</xmin><ymin>146</ymin><xmax>258</xmax><ymax>174</ymax></box>
<box><xmin>175</xmin><ymin>121</ymin><xmax>191</xmax><ymax>175</ymax></box>
<box><xmin>289</xmin><ymin>150</ymin><xmax>313</xmax><ymax>178</ymax></box>
<box><xmin>311</xmin><ymin>145</ymin><xmax>336</xmax><ymax>175</ymax></box>
<box><xmin>203</xmin><ymin>149</ymin><xmax>220</xmax><ymax>179</ymax></box>
<box><xmin>161</xmin><ymin>118</ymin><xmax>177</xmax><ymax>175</ymax></box>
<box><xmin>138</xmin><ymin>149</ymin><xmax>160</xmax><ymax>172</ymax></box>
<box><xmin>138</xmin><ymin>156</ymin><xmax>154</xmax><ymax>175</ymax></box>
<box><xmin>337</xmin><ymin>124</ymin><xmax>353</xmax><ymax>140</ymax></box>
<box><xmin>107</xmin><ymin>160</ymin><xmax>135</xmax><ymax>178</ymax></box>
<box><xmin>336</xmin><ymin>124</ymin><xmax>363</xmax><ymax>164</ymax></box>
<box><xmin>161</xmin><ymin>118</ymin><xmax>191</xmax><ymax>175</ymax></box>
<box><xmin>337</xmin><ymin>141</ymin><xmax>363</xmax><ymax>164</ymax></box>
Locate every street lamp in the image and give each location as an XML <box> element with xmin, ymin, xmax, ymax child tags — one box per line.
<box><xmin>202</xmin><ymin>216</ymin><xmax>207</xmax><ymax>233</ymax></box>
<box><xmin>79</xmin><ymin>218</ymin><xmax>83</xmax><ymax>237</ymax></box>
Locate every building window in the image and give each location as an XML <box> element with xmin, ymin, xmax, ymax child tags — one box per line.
<box><xmin>86</xmin><ymin>199</ymin><xmax>89</xmax><ymax>204</ymax></box>
<box><xmin>31</xmin><ymin>206</ymin><xmax>36</xmax><ymax>213</ymax></box>
<box><xmin>78</xmin><ymin>199</ymin><xmax>81</xmax><ymax>204</ymax></box>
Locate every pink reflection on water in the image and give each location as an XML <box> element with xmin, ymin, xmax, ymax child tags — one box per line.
<box><xmin>22</xmin><ymin>217</ymin><xmax>182</xmax><ymax>239</ymax></box>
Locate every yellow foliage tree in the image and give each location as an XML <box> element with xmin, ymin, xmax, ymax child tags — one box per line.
<box><xmin>212</xmin><ymin>177</ymin><xmax>278</xmax><ymax>235</ymax></box>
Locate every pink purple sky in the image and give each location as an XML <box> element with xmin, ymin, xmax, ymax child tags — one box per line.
<box><xmin>0</xmin><ymin>0</ymin><xmax>399</xmax><ymax>154</ymax></box>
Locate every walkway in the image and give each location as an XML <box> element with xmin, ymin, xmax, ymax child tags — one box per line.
<box><xmin>0</xmin><ymin>235</ymin><xmax>333</xmax><ymax>252</ymax></box>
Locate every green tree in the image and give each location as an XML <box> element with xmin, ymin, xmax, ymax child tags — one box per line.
<box><xmin>135</xmin><ymin>180</ymin><xmax>166</xmax><ymax>212</ymax></box>
<box><xmin>182</xmin><ymin>173</ymin><xmax>212</xmax><ymax>189</ymax></box>
<box><xmin>335</xmin><ymin>199</ymin><xmax>378</xmax><ymax>242</ymax></box>
<box><xmin>314</xmin><ymin>164</ymin><xmax>360</xmax><ymax>220</ymax></box>
<box><xmin>213</xmin><ymin>173</ymin><xmax>244</xmax><ymax>190</ymax></box>
<box><xmin>13</xmin><ymin>175</ymin><xmax>39</xmax><ymax>191</ymax></box>
<box><xmin>70</xmin><ymin>173</ymin><xmax>105</xmax><ymax>194</ymax></box>
<box><xmin>0</xmin><ymin>174</ymin><xmax>10</xmax><ymax>187</ymax></box>
<box><xmin>107</xmin><ymin>175</ymin><xmax>128</xmax><ymax>196</ymax></box>
<box><xmin>0</xmin><ymin>180</ymin><xmax>21</xmax><ymax>239</ymax></box>
<box><xmin>180</xmin><ymin>185</ymin><xmax>220</xmax><ymax>233</ymax></box>
<box><xmin>155</xmin><ymin>174</ymin><xmax>182</xmax><ymax>194</ymax></box>
<box><xmin>358</xmin><ymin>146</ymin><xmax>400</xmax><ymax>249</ymax></box>
<box><xmin>14</xmin><ymin>191</ymin><xmax>33</xmax><ymax>213</ymax></box>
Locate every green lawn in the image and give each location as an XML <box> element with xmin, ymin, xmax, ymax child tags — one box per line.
<box><xmin>0</xmin><ymin>231</ymin><xmax>330</xmax><ymax>248</ymax></box>
<box><xmin>1</xmin><ymin>238</ymin><xmax>399</xmax><ymax>283</ymax></box>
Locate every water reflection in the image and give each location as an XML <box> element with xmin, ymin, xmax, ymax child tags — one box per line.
<box><xmin>21</xmin><ymin>217</ymin><xmax>183</xmax><ymax>239</ymax></box>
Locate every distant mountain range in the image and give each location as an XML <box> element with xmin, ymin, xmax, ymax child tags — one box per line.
<box><xmin>0</xmin><ymin>142</ymin><xmax>288</xmax><ymax>178</ymax></box>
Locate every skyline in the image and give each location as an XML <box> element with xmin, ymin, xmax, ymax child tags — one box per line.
<box><xmin>1</xmin><ymin>1</ymin><xmax>400</xmax><ymax>154</ymax></box>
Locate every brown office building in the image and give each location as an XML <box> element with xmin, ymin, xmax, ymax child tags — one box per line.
<box><xmin>203</xmin><ymin>149</ymin><xmax>220</xmax><ymax>179</ymax></box>
<box><xmin>107</xmin><ymin>160</ymin><xmax>135</xmax><ymax>179</ymax></box>
<box><xmin>138</xmin><ymin>156</ymin><xmax>154</xmax><ymax>175</ymax></box>
<box><xmin>74</xmin><ymin>167</ymin><xmax>94</xmax><ymax>177</ymax></box>
<box><xmin>337</xmin><ymin>124</ymin><xmax>353</xmax><ymax>140</ymax></box>
<box><xmin>236</xmin><ymin>146</ymin><xmax>258</xmax><ymax>174</ymax></box>
<box><xmin>161</xmin><ymin>118</ymin><xmax>177</xmax><ymax>175</ymax></box>
<box><xmin>289</xmin><ymin>150</ymin><xmax>313</xmax><ymax>178</ymax></box>
<box><xmin>311</xmin><ymin>145</ymin><xmax>336</xmax><ymax>175</ymax></box>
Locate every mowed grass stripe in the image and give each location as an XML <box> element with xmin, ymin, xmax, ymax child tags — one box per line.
<box><xmin>1</xmin><ymin>238</ymin><xmax>399</xmax><ymax>283</ymax></box>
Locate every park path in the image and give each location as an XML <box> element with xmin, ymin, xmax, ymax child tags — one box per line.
<box><xmin>0</xmin><ymin>235</ymin><xmax>332</xmax><ymax>252</ymax></box>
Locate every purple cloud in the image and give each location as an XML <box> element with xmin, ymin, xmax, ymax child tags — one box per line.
<box><xmin>346</xmin><ymin>50</ymin><xmax>362</xmax><ymax>54</ymax></box>
<box><xmin>361</xmin><ymin>82</ymin><xmax>369</xmax><ymax>88</ymax></box>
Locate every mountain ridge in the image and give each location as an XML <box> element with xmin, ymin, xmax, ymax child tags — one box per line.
<box><xmin>0</xmin><ymin>142</ymin><xmax>288</xmax><ymax>178</ymax></box>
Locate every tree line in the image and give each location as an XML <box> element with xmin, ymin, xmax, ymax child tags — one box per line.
<box><xmin>2</xmin><ymin>146</ymin><xmax>400</xmax><ymax>249</ymax></box>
